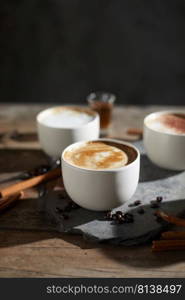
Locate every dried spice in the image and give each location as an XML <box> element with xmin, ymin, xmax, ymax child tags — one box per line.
<box><xmin>156</xmin><ymin>196</ymin><xmax>163</xmax><ymax>203</ymax></box>
<box><xmin>128</xmin><ymin>200</ymin><xmax>141</xmax><ymax>207</ymax></box>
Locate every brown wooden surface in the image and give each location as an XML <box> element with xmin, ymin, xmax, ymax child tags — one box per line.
<box><xmin>0</xmin><ymin>104</ymin><xmax>185</xmax><ymax>278</ymax></box>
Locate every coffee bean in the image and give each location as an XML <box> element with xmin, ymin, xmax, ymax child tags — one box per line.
<box><xmin>116</xmin><ymin>211</ymin><xmax>123</xmax><ymax>216</ymax></box>
<box><xmin>128</xmin><ymin>200</ymin><xmax>141</xmax><ymax>207</ymax></box>
<box><xmin>134</xmin><ymin>200</ymin><xmax>141</xmax><ymax>206</ymax></box>
<box><xmin>112</xmin><ymin>214</ymin><xmax>117</xmax><ymax>221</ymax></box>
<box><xmin>117</xmin><ymin>214</ymin><xmax>123</xmax><ymax>220</ymax></box>
<box><xmin>156</xmin><ymin>196</ymin><xmax>163</xmax><ymax>203</ymax></box>
<box><xmin>105</xmin><ymin>211</ymin><xmax>112</xmax><ymax>220</ymax></box>
<box><xmin>117</xmin><ymin>218</ymin><xmax>126</xmax><ymax>224</ymax></box>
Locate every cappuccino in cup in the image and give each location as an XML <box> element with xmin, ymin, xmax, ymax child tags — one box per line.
<box><xmin>146</xmin><ymin>113</ymin><xmax>185</xmax><ymax>135</ymax></box>
<box><xmin>41</xmin><ymin>106</ymin><xmax>95</xmax><ymax>128</ymax></box>
<box><xmin>62</xmin><ymin>139</ymin><xmax>140</xmax><ymax>211</ymax></box>
<box><xmin>37</xmin><ymin>106</ymin><xmax>100</xmax><ymax>158</ymax></box>
<box><xmin>64</xmin><ymin>140</ymin><xmax>137</xmax><ymax>170</ymax></box>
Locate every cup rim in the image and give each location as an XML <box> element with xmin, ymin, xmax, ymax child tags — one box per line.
<box><xmin>144</xmin><ymin>110</ymin><xmax>185</xmax><ymax>137</ymax></box>
<box><xmin>62</xmin><ymin>138</ymin><xmax>140</xmax><ymax>173</ymax></box>
<box><xmin>36</xmin><ymin>105</ymin><xmax>99</xmax><ymax>130</ymax></box>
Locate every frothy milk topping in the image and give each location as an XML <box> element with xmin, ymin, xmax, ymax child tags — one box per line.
<box><xmin>147</xmin><ymin>113</ymin><xmax>185</xmax><ymax>135</ymax></box>
<box><xmin>42</xmin><ymin>107</ymin><xmax>94</xmax><ymax>128</ymax></box>
<box><xmin>64</xmin><ymin>141</ymin><xmax>129</xmax><ymax>170</ymax></box>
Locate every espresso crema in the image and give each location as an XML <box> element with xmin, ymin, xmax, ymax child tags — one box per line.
<box><xmin>42</xmin><ymin>106</ymin><xmax>95</xmax><ymax>128</ymax></box>
<box><xmin>64</xmin><ymin>141</ymin><xmax>137</xmax><ymax>170</ymax></box>
<box><xmin>147</xmin><ymin>113</ymin><xmax>185</xmax><ymax>135</ymax></box>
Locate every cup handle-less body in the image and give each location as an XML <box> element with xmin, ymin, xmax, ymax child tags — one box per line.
<box><xmin>143</xmin><ymin>111</ymin><xmax>185</xmax><ymax>171</ymax></box>
<box><xmin>37</xmin><ymin>107</ymin><xmax>100</xmax><ymax>158</ymax></box>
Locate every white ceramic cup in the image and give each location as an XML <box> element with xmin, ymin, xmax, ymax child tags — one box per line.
<box><xmin>37</xmin><ymin>106</ymin><xmax>100</xmax><ymax>158</ymax></box>
<box><xmin>144</xmin><ymin>110</ymin><xmax>185</xmax><ymax>170</ymax></box>
<box><xmin>61</xmin><ymin>139</ymin><xmax>140</xmax><ymax>211</ymax></box>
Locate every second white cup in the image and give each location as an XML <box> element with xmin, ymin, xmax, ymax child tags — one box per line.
<box><xmin>37</xmin><ymin>106</ymin><xmax>100</xmax><ymax>158</ymax></box>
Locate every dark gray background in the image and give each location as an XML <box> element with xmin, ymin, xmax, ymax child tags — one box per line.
<box><xmin>0</xmin><ymin>0</ymin><xmax>185</xmax><ymax>105</ymax></box>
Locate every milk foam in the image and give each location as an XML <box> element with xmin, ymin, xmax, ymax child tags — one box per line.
<box><xmin>64</xmin><ymin>142</ymin><xmax>129</xmax><ymax>170</ymax></box>
<box><xmin>147</xmin><ymin>120</ymin><xmax>175</xmax><ymax>134</ymax></box>
<box><xmin>42</xmin><ymin>108</ymin><xmax>94</xmax><ymax>128</ymax></box>
<box><xmin>147</xmin><ymin>114</ymin><xmax>185</xmax><ymax>135</ymax></box>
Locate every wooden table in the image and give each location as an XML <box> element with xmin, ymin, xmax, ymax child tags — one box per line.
<box><xmin>0</xmin><ymin>104</ymin><xmax>185</xmax><ymax>278</ymax></box>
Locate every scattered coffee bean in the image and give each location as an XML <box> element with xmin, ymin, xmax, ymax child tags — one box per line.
<box><xmin>128</xmin><ymin>200</ymin><xmax>141</xmax><ymax>207</ymax></box>
<box><xmin>104</xmin><ymin>210</ymin><xmax>135</xmax><ymax>224</ymax></box>
<box><xmin>117</xmin><ymin>218</ymin><xmax>126</xmax><ymax>224</ymax></box>
<box><xmin>117</xmin><ymin>213</ymin><xmax>123</xmax><ymax>220</ymax></box>
<box><xmin>115</xmin><ymin>211</ymin><xmax>123</xmax><ymax>216</ymax></box>
<box><xmin>156</xmin><ymin>196</ymin><xmax>163</xmax><ymax>203</ymax></box>
<box><xmin>137</xmin><ymin>207</ymin><xmax>145</xmax><ymax>214</ymax></box>
<box><xmin>134</xmin><ymin>200</ymin><xmax>141</xmax><ymax>206</ymax></box>
<box><xmin>112</xmin><ymin>214</ymin><xmax>117</xmax><ymax>221</ymax></box>
<box><xmin>105</xmin><ymin>211</ymin><xmax>112</xmax><ymax>220</ymax></box>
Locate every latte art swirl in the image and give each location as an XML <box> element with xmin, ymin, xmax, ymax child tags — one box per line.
<box><xmin>64</xmin><ymin>141</ymin><xmax>129</xmax><ymax>170</ymax></box>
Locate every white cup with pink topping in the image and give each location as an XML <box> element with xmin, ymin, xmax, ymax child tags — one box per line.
<box><xmin>144</xmin><ymin>110</ymin><xmax>185</xmax><ymax>170</ymax></box>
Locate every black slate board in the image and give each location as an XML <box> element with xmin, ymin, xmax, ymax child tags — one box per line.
<box><xmin>39</xmin><ymin>141</ymin><xmax>185</xmax><ymax>245</ymax></box>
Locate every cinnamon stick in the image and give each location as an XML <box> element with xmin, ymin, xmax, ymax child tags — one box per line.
<box><xmin>161</xmin><ymin>231</ymin><xmax>185</xmax><ymax>240</ymax></box>
<box><xmin>126</xmin><ymin>128</ymin><xmax>143</xmax><ymax>136</ymax></box>
<box><xmin>152</xmin><ymin>240</ymin><xmax>185</xmax><ymax>252</ymax></box>
<box><xmin>0</xmin><ymin>168</ymin><xmax>61</xmax><ymax>198</ymax></box>
<box><xmin>0</xmin><ymin>192</ymin><xmax>23</xmax><ymax>212</ymax></box>
<box><xmin>155</xmin><ymin>210</ymin><xmax>185</xmax><ymax>227</ymax></box>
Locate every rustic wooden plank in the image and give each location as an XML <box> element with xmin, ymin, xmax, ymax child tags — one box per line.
<box><xmin>0</xmin><ymin>230</ymin><xmax>185</xmax><ymax>277</ymax></box>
